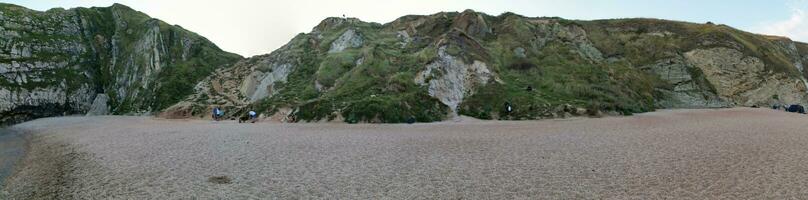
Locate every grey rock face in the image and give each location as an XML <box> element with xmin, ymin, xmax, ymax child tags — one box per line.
<box><xmin>644</xmin><ymin>56</ymin><xmax>729</xmax><ymax>108</ymax></box>
<box><xmin>328</xmin><ymin>29</ymin><xmax>363</xmax><ymax>53</ymax></box>
<box><xmin>396</xmin><ymin>30</ymin><xmax>412</xmax><ymax>48</ymax></box>
<box><xmin>243</xmin><ymin>63</ymin><xmax>293</xmax><ymax>102</ymax></box>
<box><xmin>684</xmin><ymin>47</ymin><xmax>808</xmax><ymax>106</ymax></box>
<box><xmin>527</xmin><ymin>20</ymin><xmax>604</xmax><ymax>62</ymax></box>
<box><xmin>86</xmin><ymin>94</ymin><xmax>110</xmax><ymax>116</ymax></box>
<box><xmin>771</xmin><ymin>39</ymin><xmax>808</xmax><ymax>94</ymax></box>
<box><xmin>0</xmin><ymin>5</ymin><xmax>92</xmax><ymax>125</ymax></box>
<box><xmin>453</xmin><ymin>10</ymin><xmax>492</xmax><ymax>38</ymax></box>
<box><xmin>0</xmin><ymin>4</ymin><xmax>240</xmax><ymax>125</ymax></box>
<box><xmin>415</xmin><ymin>46</ymin><xmax>496</xmax><ymax>116</ymax></box>
<box><xmin>514</xmin><ymin>47</ymin><xmax>527</xmax><ymax>58</ymax></box>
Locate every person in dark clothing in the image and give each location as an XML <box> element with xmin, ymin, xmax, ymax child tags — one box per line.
<box><xmin>787</xmin><ymin>104</ymin><xmax>806</xmax><ymax>114</ymax></box>
<box><xmin>249</xmin><ymin>111</ymin><xmax>257</xmax><ymax>121</ymax></box>
<box><xmin>406</xmin><ymin>116</ymin><xmax>416</xmax><ymax>124</ymax></box>
<box><xmin>239</xmin><ymin>111</ymin><xmax>259</xmax><ymax>123</ymax></box>
<box><xmin>504</xmin><ymin>102</ymin><xmax>513</xmax><ymax>113</ymax></box>
<box><xmin>212</xmin><ymin>107</ymin><xmax>223</xmax><ymax>121</ymax></box>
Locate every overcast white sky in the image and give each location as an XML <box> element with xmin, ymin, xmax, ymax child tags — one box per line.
<box><xmin>7</xmin><ymin>0</ymin><xmax>808</xmax><ymax>57</ymax></box>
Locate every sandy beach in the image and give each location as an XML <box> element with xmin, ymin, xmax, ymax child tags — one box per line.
<box><xmin>3</xmin><ymin>108</ymin><xmax>808</xmax><ymax>199</ymax></box>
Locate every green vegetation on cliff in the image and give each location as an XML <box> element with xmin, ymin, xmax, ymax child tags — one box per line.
<box><xmin>0</xmin><ymin>3</ymin><xmax>241</xmax><ymax>125</ymax></box>
<box><xmin>252</xmin><ymin>23</ymin><xmax>449</xmax><ymax>123</ymax></box>
<box><xmin>4</xmin><ymin>3</ymin><xmax>807</xmax><ymax>124</ymax></box>
<box><xmin>173</xmin><ymin>10</ymin><xmax>808</xmax><ymax>123</ymax></box>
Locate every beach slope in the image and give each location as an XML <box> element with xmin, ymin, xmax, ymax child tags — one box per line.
<box><xmin>3</xmin><ymin>108</ymin><xmax>808</xmax><ymax>199</ymax></box>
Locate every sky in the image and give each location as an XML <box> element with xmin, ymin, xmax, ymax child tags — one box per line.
<box><xmin>5</xmin><ymin>0</ymin><xmax>808</xmax><ymax>57</ymax></box>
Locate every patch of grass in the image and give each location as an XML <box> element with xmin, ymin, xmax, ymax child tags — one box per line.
<box><xmin>316</xmin><ymin>51</ymin><xmax>359</xmax><ymax>88</ymax></box>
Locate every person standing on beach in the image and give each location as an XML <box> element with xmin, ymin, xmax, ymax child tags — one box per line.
<box><xmin>247</xmin><ymin>110</ymin><xmax>258</xmax><ymax>123</ymax></box>
<box><xmin>213</xmin><ymin>107</ymin><xmax>223</xmax><ymax>121</ymax></box>
<box><xmin>249</xmin><ymin>110</ymin><xmax>257</xmax><ymax>120</ymax></box>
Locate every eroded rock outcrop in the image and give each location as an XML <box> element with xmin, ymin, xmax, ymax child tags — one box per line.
<box><xmin>453</xmin><ymin>9</ymin><xmax>492</xmax><ymax>38</ymax></box>
<box><xmin>415</xmin><ymin>46</ymin><xmax>495</xmax><ymax>116</ymax></box>
<box><xmin>86</xmin><ymin>93</ymin><xmax>109</xmax><ymax>116</ymax></box>
<box><xmin>328</xmin><ymin>29</ymin><xmax>363</xmax><ymax>53</ymax></box>
<box><xmin>644</xmin><ymin>56</ymin><xmax>729</xmax><ymax>108</ymax></box>
<box><xmin>684</xmin><ymin>47</ymin><xmax>808</xmax><ymax>106</ymax></box>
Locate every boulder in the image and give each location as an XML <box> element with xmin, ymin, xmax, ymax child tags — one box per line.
<box><xmin>86</xmin><ymin>94</ymin><xmax>110</xmax><ymax>116</ymax></box>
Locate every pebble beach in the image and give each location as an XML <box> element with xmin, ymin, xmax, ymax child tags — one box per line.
<box><xmin>3</xmin><ymin>108</ymin><xmax>808</xmax><ymax>199</ymax></box>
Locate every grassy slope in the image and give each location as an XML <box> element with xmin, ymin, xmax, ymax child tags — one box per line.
<box><xmin>581</xmin><ymin>18</ymin><xmax>800</xmax><ymax>75</ymax></box>
<box><xmin>251</xmin><ymin>21</ymin><xmax>448</xmax><ymax>123</ymax></box>
<box><xmin>461</xmin><ymin>15</ymin><xmax>658</xmax><ymax>120</ymax></box>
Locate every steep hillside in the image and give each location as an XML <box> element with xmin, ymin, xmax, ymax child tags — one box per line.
<box><xmin>164</xmin><ymin>10</ymin><xmax>808</xmax><ymax>122</ymax></box>
<box><xmin>165</xmin><ymin>10</ymin><xmax>808</xmax><ymax>123</ymax></box>
<box><xmin>0</xmin><ymin>3</ymin><xmax>242</xmax><ymax>125</ymax></box>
